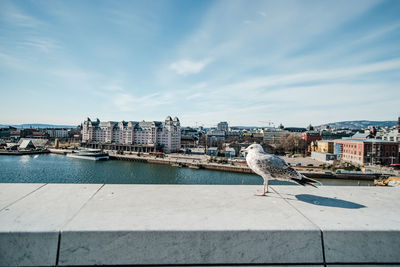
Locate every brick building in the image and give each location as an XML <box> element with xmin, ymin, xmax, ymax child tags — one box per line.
<box><xmin>334</xmin><ymin>139</ymin><xmax>399</xmax><ymax>166</ymax></box>
<box><xmin>301</xmin><ymin>131</ymin><xmax>322</xmax><ymax>144</ymax></box>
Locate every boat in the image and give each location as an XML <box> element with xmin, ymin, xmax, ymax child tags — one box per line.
<box><xmin>188</xmin><ymin>165</ymin><xmax>200</xmax><ymax>170</ymax></box>
<box><xmin>67</xmin><ymin>148</ymin><xmax>109</xmax><ymax>161</ymax></box>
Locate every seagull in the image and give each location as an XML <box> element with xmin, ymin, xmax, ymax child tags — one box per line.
<box><xmin>243</xmin><ymin>144</ymin><xmax>319</xmax><ymax>196</ymax></box>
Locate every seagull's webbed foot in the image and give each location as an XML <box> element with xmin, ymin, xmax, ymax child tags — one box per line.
<box><xmin>254</xmin><ymin>190</ymin><xmax>268</xmax><ymax>196</ymax></box>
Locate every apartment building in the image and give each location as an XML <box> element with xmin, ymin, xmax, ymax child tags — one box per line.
<box><xmin>82</xmin><ymin>116</ymin><xmax>181</xmax><ymax>153</ymax></box>
<box><xmin>334</xmin><ymin>139</ymin><xmax>399</xmax><ymax>166</ymax></box>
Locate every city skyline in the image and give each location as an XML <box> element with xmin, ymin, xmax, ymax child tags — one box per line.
<box><xmin>1</xmin><ymin>0</ymin><xmax>400</xmax><ymax>127</ymax></box>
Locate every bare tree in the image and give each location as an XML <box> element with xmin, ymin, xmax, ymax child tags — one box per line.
<box><xmin>277</xmin><ymin>133</ymin><xmax>306</xmax><ymax>154</ymax></box>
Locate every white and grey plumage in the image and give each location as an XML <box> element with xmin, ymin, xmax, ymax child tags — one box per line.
<box><xmin>243</xmin><ymin>144</ymin><xmax>318</xmax><ymax>196</ymax></box>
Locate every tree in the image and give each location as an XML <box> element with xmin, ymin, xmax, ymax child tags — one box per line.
<box><xmin>277</xmin><ymin>133</ymin><xmax>306</xmax><ymax>154</ymax></box>
<box><xmin>198</xmin><ymin>134</ymin><xmax>206</xmax><ymax>147</ymax></box>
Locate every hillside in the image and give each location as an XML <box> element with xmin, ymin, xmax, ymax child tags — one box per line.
<box><xmin>0</xmin><ymin>124</ymin><xmax>77</xmax><ymax>129</ymax></box>
<box><xmin>317</xmin><ymin>120</ymin><xmax>397</xmax><ymax>130</ymax></box>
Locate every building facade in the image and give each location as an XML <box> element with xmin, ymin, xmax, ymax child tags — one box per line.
<box><xmin>315</xmin><ymin>140</ymin><xmax>334</xmax><ymax>153</ymax></box>
<box><xmin>334</xmin><ymin>139</ymin><xmax>399</xmax><ymax>166</ymax></box>
<box><xmin>81</xmin><ymin>116</ymin><xmax>181</xmax><ymax>153</ymax></box>
<box><xmin>301</xmin><ymin>131</ymin><xmax>322</xmax><ymax>144</ymax></box>
<box><xmin>206</xmin><ymin>129</ymin><xmax>226</xmax><ymax>147</ymax></box>
<box><xmin>263</xmin><ymin>129</ymin><xmax>288</xmax><ymax>145</ymax></box>
<box><xmin>217</xmin><ymin>122</ymin><xmax>229</xmax><ymax>133</ymax></box>
<box><xmin>44</xmin><ymin>128</ymin><xmax>70</xmax><ymax>138</ymax></box>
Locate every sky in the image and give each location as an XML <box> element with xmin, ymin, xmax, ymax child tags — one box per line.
<box><xmin>0</xmin><ymin>0</ymin><xmax>399</xmax><ymax>127</ymax></box>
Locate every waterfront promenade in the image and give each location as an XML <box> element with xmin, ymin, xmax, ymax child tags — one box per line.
<box><xmin>0</xmin><ymin>183</ymin><xmax>399</xmax><ymax>266</ymax></box>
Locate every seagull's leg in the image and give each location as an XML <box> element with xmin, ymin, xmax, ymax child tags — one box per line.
<box><xmin>255</xmin><ymin>178</ymin><xmax>268</xmax><ymax>196</ymax></box>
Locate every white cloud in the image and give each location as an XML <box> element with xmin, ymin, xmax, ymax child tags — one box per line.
<box><xmin>0</xmin><ymin>2</ymin><xmax>43</xmax><ymax>28</ymax></box>
<box><xmin>169</xmin><ymin>58</ymin><xmax>213</xmax><ymax>75</ymax></box>
<box><xmin>258</xmin><ymin>12</ymin><xmax>266</xmax><ymax>17</ymax></box>
<box><xmin>20</xmin><ymin>37</ymin><xmax>62</xmax><ymax>53</ymax></box>
<box><xmin>213</xmin><ymin>58</ymin><xmax>400</xmax><ymax>94</ymax></box>
<box><xmin>111</xmin><ymin>92</ymin><xmax>169</xmax><ymax>112</ymax></box>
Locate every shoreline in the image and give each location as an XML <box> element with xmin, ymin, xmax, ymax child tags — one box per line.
<box><xmin>62</xmin><ymin>149</ymin><xmax>379</xmax><ymax>181</ymax></box>
<box><xmin>0</xmin><ymin>150</ymin><xmax>50</xmax><ymax>156</ymax></box>
<box><xmin>109</xmin><ymin>154</ymin><xmax>380</xmax><ymax>181</ymax></box>
<box><xmin>2</xmin><ymin>148</ymin><xmax>381</xmax><ymax>181</ymax></box>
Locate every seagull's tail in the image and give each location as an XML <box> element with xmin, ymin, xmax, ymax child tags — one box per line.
<box><xmin>293</xmin><ymin>175</ymin><xmax>322</xmax><ymax>188</ymax></box>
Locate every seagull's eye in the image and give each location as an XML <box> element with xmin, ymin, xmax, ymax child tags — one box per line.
<box><xmin>250</xmin><ymin>147</ymin><xmax>253</xmax><ymax>149</ymax></box>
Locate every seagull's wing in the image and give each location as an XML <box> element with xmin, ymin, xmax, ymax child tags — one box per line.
<box><xmin>254</xmin><ymin>153</ymin><xmax>300</xmax><ymax>181</ymax></box>
<box><xmin>253</xmin><ymin>152</ymin><xmax>319</xmax><ymax>187</ymax></box>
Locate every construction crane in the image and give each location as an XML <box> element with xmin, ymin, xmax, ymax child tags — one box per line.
<box><xmin>259</xmin><ymin>120</ymin><xmax>274</xmax><ymax>127</ymax></box>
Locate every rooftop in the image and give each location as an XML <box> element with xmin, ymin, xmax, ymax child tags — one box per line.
<box><xmin>336</xmin><ymin>138</ymin><xmax>398</xmax><ymax>143</ymax></box>
<box><xmin>1</xmin><ymin>184</ymin><xmax>399</xmax><ymax>266</ymax></box>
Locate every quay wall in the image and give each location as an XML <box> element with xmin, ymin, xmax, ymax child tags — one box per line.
<box><xmin>0</xmin><ymin>150</ymin><xmax>50</xmax><ymax>155</ymax></box>
<box><xmin>0</xmin><ymin>184</ymin><xmax>399</xmax><ymax>266</ymax></box>
<box><xmin>109</xmin><ymin>154</ymin><xmax>379</xmax><ymax>180</ymax></box>
<box><xmin>46</xmin><ymin>150</ymin><xmax>380</xmax><ymax>180</ymax></box>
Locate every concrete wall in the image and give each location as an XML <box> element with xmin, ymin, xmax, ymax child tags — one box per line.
<box><xmin>1</xmin><ymin>184</ymin><xmax>400</xmax><ymax>266</ymax></box>
<box><xmin>311</xmin><ymin>151</ymin><xmax>337</xmax><ymax>163</ymax></box>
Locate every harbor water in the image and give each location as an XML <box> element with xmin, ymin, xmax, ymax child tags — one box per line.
<box><xmin>0</xmin><ymin>154</ymin><xmax>373</xmax><ymax>186</ymax></box>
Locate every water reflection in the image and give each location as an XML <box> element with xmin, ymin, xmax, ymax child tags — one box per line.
<box><xmin>19</xmin><ymin>155</ymin><xmax>31</xmax><ymax>163</ymax></box>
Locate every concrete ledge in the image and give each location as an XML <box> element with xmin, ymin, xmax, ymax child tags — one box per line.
<box><xmin>272</xmin><ymin>186</ymin><xmax>400</xmax><ymax>264</ymax></box>
<box><xmin>0</xmin><ymin>184</ymin><xmax>102</xmax><ymax>266</ymax></box>
<box><xmin>60</xmin><ymin>230</ymin><xmax>321</xmax><ymax>265</ymax></box>
<box><xmin>0</xmin><ymin>184</ymin><xmax>399</xmax><ymax>266</ymax></box>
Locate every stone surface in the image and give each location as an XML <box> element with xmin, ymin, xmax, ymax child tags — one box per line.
<box><xmin>0</xmin><ymin>183</ymin><xmax>103</xmax><ymax>266</ymax></box>
<box><xmin>272</xmin><ymin>186</ymin><xmax>400</xmax><ymax>264</ymax></box>
<box><xmin>1</xmin><ymin>183</ymin><xmax>399</xmax><ymax>266</ymax></box>
<box><xmin>0</xmin><ymin>183</ymin><xmax>45</xmax><ymax>210</ymax></box>
<box><xmin>59</xmin><ymin>185</ymin><xmax>322</xmax><ymax>265</ymax></box>
<box><xmin>329</xmin><ymin>265</ymin><xmax>400</xmax><ymax>267</ymax></box>
<box><xmin>0</xmin><ymin>232</ymin><xmax>56</xmax><ymax>267</ymax></box>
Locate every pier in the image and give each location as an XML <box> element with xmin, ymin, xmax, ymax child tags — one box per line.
<box><xmin>0</xmin><ymin>184</ymin><xmax>399</xmax><ymax>266</ymax></box>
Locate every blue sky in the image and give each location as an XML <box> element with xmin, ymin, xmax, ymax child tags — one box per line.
<box><xmin>0</xmin><ymin>0</ymin><xmax>399</xmax><ymax>127</ymax></box>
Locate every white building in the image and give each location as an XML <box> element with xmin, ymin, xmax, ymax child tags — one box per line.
<box><xmin>263</xmin><ymin>128</ymin><xmax>288</xmax><ymax>145</ymax></box>
<box><xmin>82</xmin><ymin>116</ymin><xmax>181</xmax><ymax>153</ymax></box>
<box><xmin>217</xmin><ymin>122</ymin><xmax>229</xmax><ymax>133</ymax></box>
<box><xmin>44</xmin><ymin>128</ymin><xmax>70</xmax><ymax>138</ymax></box>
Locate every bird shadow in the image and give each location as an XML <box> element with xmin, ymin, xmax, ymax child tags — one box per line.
<box><xmin>294</xmin><ymin>194</ymin><xmax>366</xmax><ymax>209</ymax></box>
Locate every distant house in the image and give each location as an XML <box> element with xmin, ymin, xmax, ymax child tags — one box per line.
<box><xmin>10</xmin><ymin>131</ymin><xmax>21</xmax><ymax>141</ymax></box>
<box><xmin>6</xmin><ymin>143</ymin><xmax>18</xmax><ymax>151</ymax></box>
<box><xmin>26</xmin><ymin>131</ymin><xmax>48</xmax><ymax>139</ymax></box>
<box><xmin>301</xmin><ymin>131</ymin><xmax>322</xmax><ymax>144</ymax></box>
<box><xmin>18</xmin><ymin>138</ymin><xmax>48</xmax><ymax>148</ymax></box>
<box><xmin>0</xmin><ymin>126</ymin><xmax>17</xmax><ymax>138</ymax></box>
<box><xmin>225</xmin><ymin>147</ymin><xmax>236</xmax><ymax>158</ymax></box>
<box><xmin>207</xmin><ymin>147</ymin><xmax>218</xmax><ymax>156</ymax></box>
<box><xmin>19</xmin><ymin>140</ymin><xmax>35</xmax><ymax>150</ymax></box>
<box><xmin>315</xmin><ymin>140</ymin><xmax>334</xmax><ymax>154</ymax></box>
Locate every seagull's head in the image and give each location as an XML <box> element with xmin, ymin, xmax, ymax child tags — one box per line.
<box><xmin>243</xmin><ymin>144</ymin><xmax>264</xmax><ymax>153</ymax></box>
